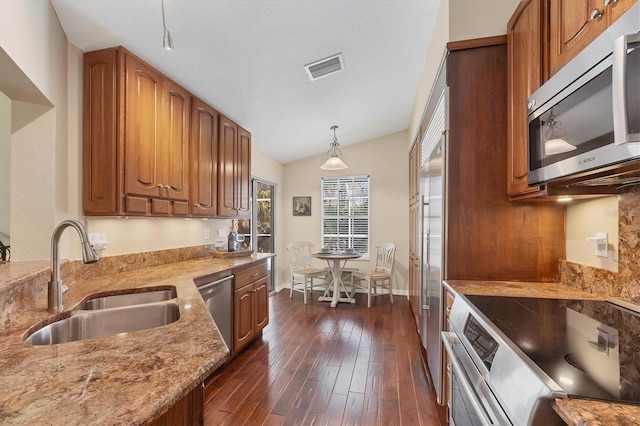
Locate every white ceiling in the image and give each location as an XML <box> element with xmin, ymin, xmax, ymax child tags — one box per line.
<box><xmin>51</xmin><ymin>0</ymin><xmax>437</xmax><ymax>164</ymax></box>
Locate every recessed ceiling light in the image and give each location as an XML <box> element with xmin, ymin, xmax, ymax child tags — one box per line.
<box><xmin>304</xmin><ymin>53</ymin><xmax>345</xmax><ymax>81</ymax></box>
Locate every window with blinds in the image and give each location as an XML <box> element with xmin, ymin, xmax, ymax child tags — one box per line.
<box><xmin>321</xmin><ymin>176</ymin><xmax>370</xmax><ymax>257</ymax></box>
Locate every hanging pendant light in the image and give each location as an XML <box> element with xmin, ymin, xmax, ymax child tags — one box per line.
<box><xmin>320</xmin><ymin>125</ymin><xmax>348</xmax><ymax>170</ymax></box>
<box><xmin>544</xmin><ymin>110</ymin><xmax>575</xmax><ymax>155</ymax></box>
<box><xmin>161</xmin><ymin>0</ymin><xmax>174</xmax><ymax>50</ymax></box>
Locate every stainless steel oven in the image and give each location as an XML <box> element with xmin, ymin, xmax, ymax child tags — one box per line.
<box><xmin>442</xmin><ymin>331</ymin><xmax>511</xmax><ymax>425</ymax></box>
<box><xmin>445</xmin><ymin>293</ymin><xmax>640</xmax><ymax>425</ymax></box>
<box><xmin>442</xmin><ymin>295</ymin><xmax>566</xmax><ymax>426</ymax></box>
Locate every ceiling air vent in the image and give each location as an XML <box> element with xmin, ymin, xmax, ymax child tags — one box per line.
<box><xmin>304</xmin><ymin>53</ymin><xmax>345</xmax><ymax>81</ymax></box>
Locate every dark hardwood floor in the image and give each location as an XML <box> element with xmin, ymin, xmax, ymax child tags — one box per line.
<box><xmin>204</xmin><ymin>290</ymin><xmax>443</xmax><ymax>426</ymax></box>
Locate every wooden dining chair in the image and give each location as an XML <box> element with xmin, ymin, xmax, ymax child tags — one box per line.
<box><xmin>353</xmin><ymin>243</ymin><xmax>396</xmax><ymax>307</ymax></box>
<box><xmin>286</xmin><ymin>242</ymin><xmax>328</xmax><ymax>304</ymax></box>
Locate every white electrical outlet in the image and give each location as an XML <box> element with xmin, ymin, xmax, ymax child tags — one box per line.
<box><xmin>204</xmin><ymin>228</ymin><xmax>211</xmax><ymax>240</ymax></box>
<box><xmin>586</xmin><ymin>232</ymin><xmax>608</xmax><ymax>258</ymax></box>
<box><xmin>217</xmin><ymin>227</ymin><xmax>227</xmax><ymax>239</ymax></box>
<box><xmin>88</xmin><ymin>232</ymin><xmax>109</xmax><ymax>250</ymax></box>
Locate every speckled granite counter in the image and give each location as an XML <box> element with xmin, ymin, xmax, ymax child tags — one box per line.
<box><xmin>444</xmin><ymin>279</ymin><xmax>640</xmax><ymax>426</ymax></box>
<box><xmin>0</xmin><ymin>253</ymin><xmax>272</xmax><ymax>425</ymax></box>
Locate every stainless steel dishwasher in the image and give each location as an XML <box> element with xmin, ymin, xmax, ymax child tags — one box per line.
<box><xmin>195</xmin><ymin>274</ymin><xmax>234</xmax><ymax>351</ymax></box>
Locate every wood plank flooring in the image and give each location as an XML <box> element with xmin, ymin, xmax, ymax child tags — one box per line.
<box><xmin>204</xmin><ymin>290</ymin><xmax>443</xmax><ymax>426</ymax></box>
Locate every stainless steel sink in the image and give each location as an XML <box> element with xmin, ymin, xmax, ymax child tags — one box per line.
<box><xmin>78</xmin><ymin>287</ymin><xmax>177</xmax><ymax>310</ymax></box>
<box><xmin>24</xmin><ymin>302</ymin><xmax>180</xmax><ymax>345</ymax></box>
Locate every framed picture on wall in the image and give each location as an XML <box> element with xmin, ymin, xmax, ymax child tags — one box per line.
<box><xmin>293</xmin><ymin>196</ymin><xmax>311</xmax><ymax>216</ymax></box>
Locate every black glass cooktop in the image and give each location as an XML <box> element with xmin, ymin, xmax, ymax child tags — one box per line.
<box><xmin>465</xmin><ymin>295</ymin><xmax>640</xmax><ymax>405</ymax></box>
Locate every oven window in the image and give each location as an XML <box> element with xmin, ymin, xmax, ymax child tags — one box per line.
<box><xmin>451</xmin><ymin>369</ymin><xmax>487</xmax><ymax>426</ymax></box>
<box><xmin>463</xmin><ymin>316</ymin><xmax>499</xmax><ymax>371</ymax></box>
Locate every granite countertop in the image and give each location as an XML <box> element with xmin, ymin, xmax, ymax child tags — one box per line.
<box><xmin>0</xmin><ymin>254</ymin><xmax>272</xmax><ymax>425</ymax></box>
<box><xmin>444</xmin><ymin>279</ymin><xmax>640</xmax><ymax>425</ymax></box>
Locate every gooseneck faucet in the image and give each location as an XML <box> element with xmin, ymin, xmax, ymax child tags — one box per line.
<box><xmin>48</xmin><ymin>220</ymin><xmax>100</xmax><ymax>313</ymax></box>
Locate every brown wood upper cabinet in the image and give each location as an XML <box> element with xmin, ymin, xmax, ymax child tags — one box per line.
<box><xmin>190</xmin><ymin>97</ymin><xmax>219</xmax><ymax>217</ymax></box>
<box><xmin>506</xmin><ymin>0</ymin><xmax>634</xmax><ymax>200</ymax></box>
<box><xmin>124</xmin><ymin>54</ymin><xmax>190</xmax><ymax>215</ymax></box>
<box><xmin>84</xmin><ymin>47</ymin><xmax>190</xmax><ymax>216</ymax></box>
<box><xmin>507</xmin><ymin>0</ymin><xmax>546</xmax><ymax>199</ymax></box>
<box><xmin>549</xmin><ymin>0</ymin><xmax>638</xmax><ymax>76</ymax></box>
<box><xmin>218</xmin><ymin>115</ymin><xmax>251</xmax><ymax>218</ymax></box>
<box><xmin>83</xmin><ymin>46</ymin><xmax>252</xmax><ymax>218</ymax></box>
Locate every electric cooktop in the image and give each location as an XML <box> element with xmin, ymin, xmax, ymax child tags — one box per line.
<box><xmin>465</xmin><ymin>295</ymin><xmax>640</xmax><ymax>405</ymax></box>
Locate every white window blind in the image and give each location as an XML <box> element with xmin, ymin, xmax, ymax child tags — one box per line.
<box><xmin>321</xmin><ymin>176</ymin><xmax>370</xmax><ymax>257</ymax></box>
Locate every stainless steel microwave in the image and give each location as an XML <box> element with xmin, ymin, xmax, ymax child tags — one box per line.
<box><xmin>527</xmin><ymin>4</ymin><xmax>640</xmax><ymax>186</ymax></box>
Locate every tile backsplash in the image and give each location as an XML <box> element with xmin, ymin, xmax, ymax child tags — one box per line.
<box><xmin>562</xmin><ymin>185</ymin><xmax>640</xmax><ymax>301</ymax></box>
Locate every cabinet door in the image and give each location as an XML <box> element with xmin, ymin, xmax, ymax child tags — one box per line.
<box><xmin>190</xmin><ymin>97</ymin><xmax>219</xmax><ymax>217</ymax></box>
<box><xmin>218</xmin><ymin>114</ymin><xmax>238</xmax><ymax>217</ymax></box>
<box><xmin>549</xmin><ymin>0</ymin><xmax>609</xmax><ymax>75</ymax></box>
<box><xmin>233</xmin><ymin>283</ymin><xmax>254</xmax><ymax>353</ymax></box>
<box><xmin>161</xmin><ymin>79</ymin><xmax>190</xmax><ymax>202</ymax></box>
<box><xmin>254</xmin><ymin>277</ymin><xmax>269</xmax><ymax>333</ymax></box>
<box><xmin>507</xmin><ymin>0</ymin><xmax>546</xmax><ymax>197</ymax></box>
<box><xmin>237</xmin><ymin>126</ymin><xmax>252</xmax><ymax>217</ymax></box>
<box><xmin>610</xmin><ymin>0</ymin><xmax>639</xmax><ymax>20</ymax></box>
<box><xmin>124</xmin><ymin>53</ymin><xmax>163</xmax><ymax>198</ymax></box>
<box><xmin>83</xmin><ymin>48</ymin><xmax>119</xmax><ymax>214</ymax></box>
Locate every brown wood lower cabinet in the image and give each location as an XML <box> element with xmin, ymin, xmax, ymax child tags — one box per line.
<box><xmin>149</xmin><ymin>383</ymin><xmax>204</xmax><ymax>426</ymax></box>
<box><xmin>233</xmin><ymin>261</ymin><xmax>269</xmax><ymax>355</ymax></box>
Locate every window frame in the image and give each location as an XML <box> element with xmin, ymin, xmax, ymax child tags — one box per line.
<box><xmin>321</xmin><ymin>175</ymin><xmax>370</xmax><ymax>259</ymax></box>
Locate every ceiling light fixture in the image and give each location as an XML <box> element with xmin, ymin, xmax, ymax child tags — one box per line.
<box><xmin>161</xmin><ymin>0</ymin><xmax>174</xmax><ymax>50</ymax></box>
<box><xmin>544</xmin><ymin>110</ymin><xmax>575</xmax><ymax>155</ymax></box>
<box><xmin>320</xmin><ymin>125</ymin><xmax>348</xmax><ymax>170</ymax></box>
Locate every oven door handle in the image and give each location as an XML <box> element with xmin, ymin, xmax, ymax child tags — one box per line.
<box><xmin>442</xmin><ymin>331</ymin><xmax>494</xmax><ymax>426</ymax></box>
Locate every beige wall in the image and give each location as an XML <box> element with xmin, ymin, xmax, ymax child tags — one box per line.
<box><xmin>0</xmin><ymin>2</ymin><xmax>285</xmax><ymax>264</ymax></box>
<box><xmin>281</xmin><ymin>131</ymin><xmax>410</xmax><ymax>293</ymax></box>
<box><xmin>0</xmin><ymin>0</ymin><xmax>64</xmax><ymax>261</ymax></box>
<box><xmin>565</xmin><ymin>197</ymin><xmax>619</xmax><ymax>272</ymax></box>
<box><xmin>449</xmin><ymin>0</ymin><xmax>520</xmax><ymax>42</ymax></box>
<box><xmin>408</xmin><ymin>0</ymin><xmax>520</xmax><ymax>147</ymax></box>
<box><xmin>0</xmin><ymin>92</ymin><xmax>9</xmax><ymax>244</ymax></box>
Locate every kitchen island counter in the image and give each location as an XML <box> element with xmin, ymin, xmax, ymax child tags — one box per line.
<box><xmin>445</xmin><ymin>279</ymin><xmax>640</xmax><ymax>426</ymax></box>
<box><xmin>0</xmin><ymin>253</ymin><xmax>272</xmax><ymax>425</ymax></box>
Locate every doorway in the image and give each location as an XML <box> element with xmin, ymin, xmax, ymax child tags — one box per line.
<box><xmin>251</xmin><ymin>178</ymin><xmax>276</xmax><ymax>292</ymax></box>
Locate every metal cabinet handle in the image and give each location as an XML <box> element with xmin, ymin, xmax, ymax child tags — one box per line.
<box><xmin>163</xmin><ymin>184</ymin><xmax>170</xmax><ymax>197</ymax></box>
<box><xmin>589</xmin><ymin>8</ymin><xmax>604</xmax><ymax>20</ymax></box>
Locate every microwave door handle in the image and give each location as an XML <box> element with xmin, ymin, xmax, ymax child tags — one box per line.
<box><xmin>613</xmin><ymin>33</ymin><xmax>640</xmax><ymax>146</ymax></box>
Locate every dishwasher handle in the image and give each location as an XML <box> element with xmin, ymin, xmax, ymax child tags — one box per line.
<box><xmin>197</xmin><ymin>275</ymin><xmax>234</xmax><ymax>291</ymax></box>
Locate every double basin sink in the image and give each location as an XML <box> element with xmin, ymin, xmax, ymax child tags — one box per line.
<box><xmin>24</xmin><ymin>286</ymin><xmax>180</xmax><ymax>345</ymax></box>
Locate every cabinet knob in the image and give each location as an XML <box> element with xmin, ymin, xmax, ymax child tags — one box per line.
<box><xmin>157</xmin><ymin>184</ymin><xmax>163</xmax><ymax>196</ymax></box>
<box><xmin>589</xmin><ymin>8</ymin><xmax>604</xmax><ymax>21</ymax></box>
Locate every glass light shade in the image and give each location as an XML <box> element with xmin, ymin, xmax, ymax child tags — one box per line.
<box><xmin>321</xmin><ymin>156</ymin><xmax>348</xmax><ymax>170</ymax></box>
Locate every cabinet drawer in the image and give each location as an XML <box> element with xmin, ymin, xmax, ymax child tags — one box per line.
<box><xmin>234</xmin><ymin>262</ymin><xmax>267</xmax><ymax>288</ymax></box>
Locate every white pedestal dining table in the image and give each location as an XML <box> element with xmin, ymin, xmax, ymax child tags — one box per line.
<box><xmin>312</xmin><ymin>251</ymin><xmax>361</xmax><ymax>307</ymax></box>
